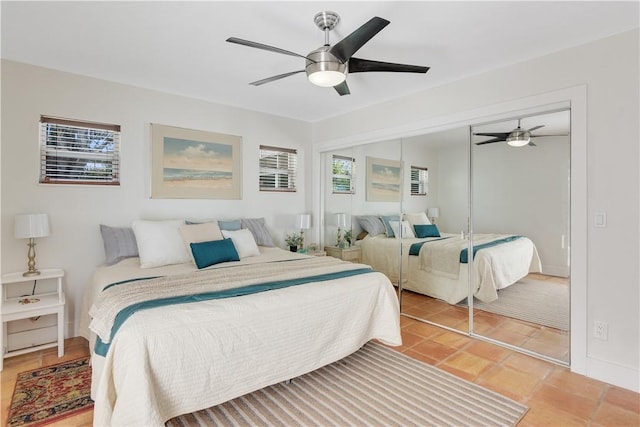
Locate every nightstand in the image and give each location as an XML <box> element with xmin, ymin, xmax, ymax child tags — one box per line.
<box><xmin>324</xmin><ymin>246</ymin><xmax>361</xmax><ymax>263</ymax></box>
<box><xmin>1</xmin><ymin>268</ymin><xmax>65</xmax><ymax>371</ymax></box>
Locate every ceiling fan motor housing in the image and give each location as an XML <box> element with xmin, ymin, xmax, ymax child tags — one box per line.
<box><xmin>305</xmin><ymin>46</ymin><xmax>347</xmax><ymax>87</ymax></box>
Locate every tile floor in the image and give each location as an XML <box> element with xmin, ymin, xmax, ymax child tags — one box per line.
<box><xmin>1</xmin><ymin>327</ymin><xmax>638</xmax><ymax>426</ymax></box>
<box><xmin>401</xmin><ymin>273</ymin><xmax>570</xmax><ymax>363</ymax></box>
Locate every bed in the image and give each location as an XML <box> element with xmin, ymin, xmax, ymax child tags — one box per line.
<box><xmin>79</xmin><ymin>230</ymin><xmax>401</xmax><ymax>426</ymax></box>
<box><xmin>360</xmin><ymin>232</ymin><xmax>541</xmax><ymax>304</ymax></box>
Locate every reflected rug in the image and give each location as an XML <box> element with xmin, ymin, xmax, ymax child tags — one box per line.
<box><xmin>461</xmin><ymin>277</ymin><xmax>569</xmax><ymax>331</ymax></box>
<box><xmin>167</xmin><ymin>342</ymin><xmax>528</xmax><ymax>427</ymax></box>
<box><xmin>7</xmin><ymin>357</ymin><xmax>93</xmax><ymax>427</ymax></box>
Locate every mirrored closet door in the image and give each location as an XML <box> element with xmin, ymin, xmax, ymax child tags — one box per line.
<box><xmin>321</xmin><ymin>139</ymin><xmax>402</xmax><ymax>272</ymax></box>
<box><xmin>470</xmin><ymin>109</ymin><xmax>571</xmax><ymax>363</ymax></box>
<box><xmin>398</xmin><ymin>129</ymin><xmax>470</xmax><ymax>336</ymax></box>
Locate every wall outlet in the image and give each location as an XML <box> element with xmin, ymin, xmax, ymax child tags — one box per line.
<box><xmin>594</xmin><ymin>321</ymin><xmax>608</xmax><ymax>340</ymax></box>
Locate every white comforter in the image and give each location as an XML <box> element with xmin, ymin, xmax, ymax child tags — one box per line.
<box><xmin>82</xmin><ymin>248</ymin><xmax>401</xmax><ymax>426</ymax></box>
<box><xmin>360</xmin><ymin>233</ymin><xmax>541</xmax><ymax>303</ymax></box>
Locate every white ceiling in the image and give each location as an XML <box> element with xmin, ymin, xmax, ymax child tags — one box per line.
<box><xmin>1</xmin><ymin>1</ymin><xmax>638</xmax><ymax>123</ymax></box>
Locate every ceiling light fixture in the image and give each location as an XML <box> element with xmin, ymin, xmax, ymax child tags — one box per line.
<box><xmin>306</xmin><ymin>47</ymin><xmax>346</xmax><ymax>87</ymax></box>
<box><xmin>506</xmin><ymin>120</ymin><xmax>531</xmax><ymax>147</ymax></box>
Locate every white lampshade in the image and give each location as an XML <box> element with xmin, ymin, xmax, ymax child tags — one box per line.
<box><xmin>15</xmin><ymin>213</ymin><xmax>50</xmax><ymax>239</ymax></box>
<box><xmin>427</xmin><ymin>208</ymin><xmax>440</xmax><ymax>219</ymax></box>
<box><xmin>335</xmin><ymin>213</ymin><xmax>347</xmax><ymax>228</ymax></box>
<box><xmin>295</xmin><ymin>214</ymin><xmax>311</xmax><ymax>230</ymax></box>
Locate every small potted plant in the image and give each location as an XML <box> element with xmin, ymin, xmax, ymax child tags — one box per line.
<box><xmin>343</xmin><ymin>229</ymin><xmax>353</xmax><ymax>247</ymax></box>
<box><xmin>285</xmin><ymin>232</ymin><xmax>303</xmax><ymax>252</ymax></box>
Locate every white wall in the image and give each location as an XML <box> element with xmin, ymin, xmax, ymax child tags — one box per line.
<box><xmin>1</xmin><ymin>60</ymin><xmax>313</xmax><ymax>337</ymax></box>
<box><xmin>312</xmin><ymin>29</ymin><xmax>640</xmax><ymax>391</ymax></box>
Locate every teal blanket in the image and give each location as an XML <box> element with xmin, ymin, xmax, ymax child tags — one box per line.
<box><xmin>408</xmin><ymin>237</ymin><xmax>452</xmax><ymax>256</ymax></box>
<box><xmin>409</xmin><ymin>235</ymin><xmax>522</xmax><ymax>262</ymax></box>
<box><xmin>94</xmin><ymin>267</ymin><xmax>372</xmax><ymax>356</ymax></box>
<box><xmin>459</xmin><ymin>235</ymin><xmax>522</xmax><ymax>263</ymax></box>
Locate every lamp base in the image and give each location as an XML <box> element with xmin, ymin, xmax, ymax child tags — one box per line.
<box><xmin>23</xmin><ymin>269</ymin><xmax>41</xmax><ymax>277</ymax></box>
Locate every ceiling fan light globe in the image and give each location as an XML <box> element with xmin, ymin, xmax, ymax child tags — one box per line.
<box><xmin>308</xmin><ymin>70</ymin><xmax>346</xmax><ymax>87</ymax></box>
<box><xmin>306</xmin><ymin>47</ymin><xmax>347</xmax><ymax>87</ymax></box>
<box><xmin>506</xmin><ymin>129</ymin><xmax>531</xmax><ymax>147</ymax></box>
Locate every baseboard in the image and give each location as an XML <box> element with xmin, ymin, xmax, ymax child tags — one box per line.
<box><xmin>542</xmin><ymin>264</ymin><xmax>569</xmax><ymax>277</ymax></box>
<box><xmin>585</xmin><ymin>356</ymin><xmax>639</xmax><ymax>392</ymax></box>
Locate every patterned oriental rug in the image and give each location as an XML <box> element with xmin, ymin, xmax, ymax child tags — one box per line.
<box><xmin>7</xmin><ymin>357</ymin><xmax>93</xmax><ymax>427</ymax></box>
<box><xmin>168</xmin><ymin>342</ymin><xmax>528</xmax><ymax>427</ymax></box>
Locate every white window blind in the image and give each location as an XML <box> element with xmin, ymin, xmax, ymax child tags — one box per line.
<box><xmin>39</xmin><ymin>116</ymin><xmax>120</xmax><ymax>185</ymax></box>
<box><xmin>411</xmin><ymin>166</ymin><xmax>428</xmax><ymax>195</ymax></box>
<box><xmin>259</xmin><ymin>145</ymin><xmax>297</xmax><ymax>192</ymax></box>
<box><xmin>332</xmin><ymin>154</ymin><xmax>355</xmax><ymax>194</ymax></box>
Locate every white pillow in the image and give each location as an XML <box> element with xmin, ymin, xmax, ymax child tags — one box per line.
<box><xmin>404</xmin><ymin>212</ymin><xmax>431</xmax><ymax>227</ymax></box>
<box><xmin>132</xmin><ymin>220</ymin><xmax>191</xmax><ymax>268</ymax></box>
<box><xmin>221</xmin><ymin>229</ymin><xmax>260</xmax><ymax>258</ymax></box>
<box><xmin>389</xmin><ymin>220</ymin><xmax>416</xmax><ymax>239</ymax></box>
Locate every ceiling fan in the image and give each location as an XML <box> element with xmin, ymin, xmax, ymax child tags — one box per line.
<box><xmin>473</xmin><ymin>119</ymin><xmax>569</xmax><ymax>147</ymax></box>
<box><xmin>226</xmin><ymin>11</ymin><xmax>429</xmax><ymax>96</ymax></box>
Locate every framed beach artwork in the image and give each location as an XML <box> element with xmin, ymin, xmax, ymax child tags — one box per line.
<box><xmin>151</xmin><ymin>124</ymin><xmax>242</xmax><ymax>199</ymax></box>
<box><xmin>366</xmin><ymin>156</ymin><xmax>402</xmax><ymax>202</ymax></box>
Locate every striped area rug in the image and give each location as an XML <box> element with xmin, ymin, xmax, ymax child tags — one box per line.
<box><xmin>166</xmin><ymin>342</ymin><xmax>527</xmax><ymax>427</ymax></box>
<box><xmin>468</xmin><ymin>277</ymin><xmax>569</xmax><ymax>331</ymax></box>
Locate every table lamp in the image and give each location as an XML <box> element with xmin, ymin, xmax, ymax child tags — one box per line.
<box><xmin>427</xmin><ymin>207</ymin><xmax>440</xmax><ymax>224</ymax></box>
<box><xmin>295</xmin><ymin>214</ymin><xmax>311</xmax><ymax>249</ymax></box>
<box><xmin>15</xmin><ymin>213</ymin><xmax>50</xmax><ymax>276</ymax></box>
<box><xmin>335</xmin><ymin>213</ymin><xmax>347</xmax><ymax>247</ymax></box>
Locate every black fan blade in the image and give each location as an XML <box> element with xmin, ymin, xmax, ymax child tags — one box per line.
<box><xmin>334</xmin><ymin>81</ymin><xmax>351</xmax><ymax>96</ymax></box>
<box><xmin>329</xmin><ymin>17</ymin><xmax>390</xmax><ymax>63</ymax></box>
<box><xmin>473</xmin><ymin>132</ymin><xmax>510</xmax><ymax>138</ymax></box>
<box><xmin>528</xmin><ymin>141</ymin><xmax>537</xmax><ymax>146</ymax></box>
<box><xmin>250</xmin><ymin>70</ymin><xmax>305</xmax><ymax>86</ymax></box>
<box><xmin>348</xmin><ymin>58</ymin><xmax>429</xmax><ymax>74</ymax></box>
<box><xmin>475</xmin><ymin>137</ymin><xmax>505</xmax><ymax>145</ymax></box>
<box><xmin>527</xmin><ymin>125</ymin><xmax>545</xmax><ymax>132</ymax></box>
<box><xmin>530</xmin><ymin>133</ymin><xmax>569</xmax><ymax>138</ymax></box>
<box><xmin>226</xmin><ymin>37</ymin><xmax>311</xmax><ymax>61</ymax></box>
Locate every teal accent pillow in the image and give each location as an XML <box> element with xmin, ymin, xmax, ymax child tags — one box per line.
<box><xmin>190</xmin><ymin>238</ymin><xmax>240</xmax><ymax>269</ymax></box>
<box><xmin>381</xmin><ymin>215</ymin><xmax>400</xmax><ymax>237</ymax></box>
<box><xmin>218</xmin><ymin>220</ymin><xmax>242</xmax><ymax>231</ymax></box>
<box><xmin>414</xmin><ymin>224</ymin><xmax>441</xmax><ymax>238</ymax></box>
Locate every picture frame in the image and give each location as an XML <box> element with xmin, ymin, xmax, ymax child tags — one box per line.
<box><xmin>151</xmin><ymin>124</ymin><xmax>242</xmax><ymax>199</ymax></box>
<box><xmin>366</xmin><ymin>156</ymin><xmax>402</xmax><ymax>202</ymax></box>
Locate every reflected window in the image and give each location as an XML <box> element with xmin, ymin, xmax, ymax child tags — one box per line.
<box><xmin>410</xmin><ymin>166</ymin><xmax>428</xmax><ymax>195</ymax></box>
<box><xmin>332</xmin><ymin>154</ymin><xmax>355</xmax><ymax>194</ymax></box>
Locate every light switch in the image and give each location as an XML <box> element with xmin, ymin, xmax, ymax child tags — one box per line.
<box><xmin>595</xmin><ymin>212</ymin><xmax>607</xmax><ymax>228</ymax></box>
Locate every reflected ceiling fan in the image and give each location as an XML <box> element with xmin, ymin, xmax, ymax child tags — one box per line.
<box><xmin>226</xmin><ymin>11</ymin><xmax>429</xmax><ymax>96</ymax></box>
<box><xmin>473</xmin><ymin>119</ymin><xmax>569</xmax><ymax>147</ymax></box>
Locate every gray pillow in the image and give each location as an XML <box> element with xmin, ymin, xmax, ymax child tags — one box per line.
<box><xmin>357</xmin><ymin>216</ymin><xmax>386</xmax><ymax>237</ymax></box>
<box><xmin>100</xmin><ymin>224</ymin><xmax>139</xmax><ymax>265</ymax></box>
<box><xmin>218</xmin><ymin>219</ymin><xmax>242</xmax><ymax>231</ymax></box>
<box><xmin>241</xmin><ymin>218</ymin><xmax>275</xmax><ymax>247</ymax></box>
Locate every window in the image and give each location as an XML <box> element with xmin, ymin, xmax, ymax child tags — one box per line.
<box><xmin>39</xmin><ymin>116</ymin><xmax>120</xmax><ymax>185</ymax></box>
<box><xmin>259</xmin><ymin>145</ymin><xmax>297</xmax><ymax>192</ymax></box>
<box><xmin>332</xmin><ymin>154</ymin><xmax>355</xmax><ymax>194</ymax></box>
<box><xmin>410</xmin><ymin>166</ymin><xmax>428</xmax><ymax>195</ymax></box>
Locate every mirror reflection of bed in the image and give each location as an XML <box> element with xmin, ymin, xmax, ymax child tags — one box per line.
<box><xmin>322</xmin><ymin>108</ymin><xmax>570</xmax><ymax>365</ymax></box>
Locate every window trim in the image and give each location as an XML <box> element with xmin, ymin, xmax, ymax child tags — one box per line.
<box><xmin>410</xmin><ymin>165</ymin><xmax>428</xmax><ymax>196</ymax></box>
<box><xmin>259</xmin><ymin>145</ymin><xmax>298</xmax><ymax>192</ymax></box>
<box><xmin>39</xmin><ymin>115</ymin><xmax>121</xmax><ymax>186</ymax></box>
<box><xmin>332</xmin><ymin>154</ymin><xmax>356</xmax><ymax>194</ymax></box>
